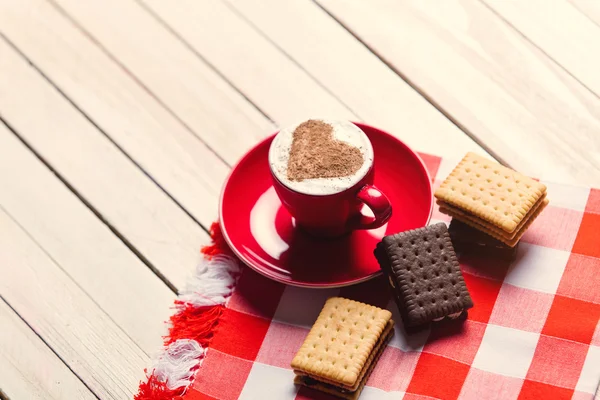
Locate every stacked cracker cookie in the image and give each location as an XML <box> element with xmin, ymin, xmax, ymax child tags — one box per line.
<box><xmin>291</xmin><ymin>298</ymin><xmax>393</xmax><ymax>400</ymax></box>
<box><xmin>435</xmin><ymin>152</ymin><xmax>548</xmax><ymax>248</ymax></box>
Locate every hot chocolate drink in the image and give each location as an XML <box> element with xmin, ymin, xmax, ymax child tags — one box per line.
<box><xmin>269</xmin><ymin>119</ymin><xmax>374</xmax><ymax>195</ymax></box>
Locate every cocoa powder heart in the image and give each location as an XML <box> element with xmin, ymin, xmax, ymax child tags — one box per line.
<box><xmin>286</xmin><ymin>120</ymin><xmax>364</xmax><ymax>181</ymax></box>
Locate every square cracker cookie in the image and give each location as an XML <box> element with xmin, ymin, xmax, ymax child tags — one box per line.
<box><xmin>294</xmin><ymin>321</ymin><xmax>393</xmax><ymax>400</ymax></box>
<box><xmin>291</xmin><ymin>297</ymin><xmax>392</xmax><ymax>390</ymax></box>
<box><xmin>435</xmin><ymin>152</ymin><xmax>546</xmax><ymax>233</ymax></box>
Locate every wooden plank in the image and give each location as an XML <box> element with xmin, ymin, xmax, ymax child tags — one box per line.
<box><xmin>47</xmin><ymin>0</ymin><xmax>275</xmax><ymax>165</ymax></box>
<box><xmin>569</xmin><ymin>0</ymin><xmax>600</xmax><ymax>26</ymax></box>
<box><xmin>0</xmin><ymin>0</ymin><xmax>231</xmax><ymax>227</ymax></box>
<box><xmin>0</xmin><ymin>123</ymin><xmax>174</xmax><ymax>354</ymax></box>
<box><xmin>143</xmin><ymin>0</ymin><xmax>488</xmax><ymax>159</ymax></box>
<box><xmin>0</xmin><ymin>208</ymin><xmax>148</xmax><ymax>399</ymax></box>
<box><xmin>0</xmin><ymin>35</ymin><xmax>207</xmax><ymax>290</ymax></box>
<box><xmin>0</xmin><ymin>300</ymin><xmax>96</xmax><ymax>400</ymax></box>
<box><xmin>317</xmin><ymin>0</ymin><xmax>600</xmax><ymax>186</ymax></box>
<box><xmin>484</xmin><ymin>0</ymin><xmax>600</xmax><ymax>97</ymax></box>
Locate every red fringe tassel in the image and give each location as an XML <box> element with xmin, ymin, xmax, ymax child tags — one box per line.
<box><xmin>201</xmin><ymin>222</ymin><xmax>233</xmax><ymax>258</ymax></box>
<box><xmin>164</xmin><ymin>301</ymin><xmax>224</xmax><ymax>347</ymax></box>
<box><xmin>134</xmin><ymin>373</ymin><xmax>183</xmax><ymax>400</ymax></box>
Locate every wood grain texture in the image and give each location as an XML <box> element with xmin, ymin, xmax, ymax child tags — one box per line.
<box><xmin>318</xmin><ymin>0</ymin><xmax>600</xmax><ymax>186</ymax></box>
<box><xmin>0</xmin><ymin>300</ymin><xmax>96</xmax><ymax>400</ymax></box>
<box><xmin>484</xmin><ymin>0</ymin><xmax>600</xmax><ymax>97</ymax></box>
<box><xmin>0</xmin><ymin>0</ymin><xmax>229</xmax><ymax>227</ymax></box>
<box><xmin>0</xmin><ymin>124</ymin><xmax>174</xmax><ymax>354</ymax></box>
<box><xmin>146</xmin><ymin>0</ymin><xmax>488</xmax><ymax>159</ymax></box>
<box><xmin>0</xmin><ymin>208</ymin><xmax>148</xmax><ymax>399</ymax></box>
<box><xmin>0</xmin><ymin>35</ymin><xmax>207</xmax><ymax>291</ymax></box>
<box><xmin>49</xmin><ymin>0</ymin><xmax>275</xmax><ymax>165</ymax></box>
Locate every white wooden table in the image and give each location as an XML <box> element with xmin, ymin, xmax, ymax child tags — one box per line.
<box><xmin>0</xmin><ymin>1</ymin><xmax>599</xmax><ymax>398</ymax></box>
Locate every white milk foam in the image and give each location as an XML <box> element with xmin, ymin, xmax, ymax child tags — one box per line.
<box><xmin>269</xmin><ymin>119</ymin><xmax>374</xmax><ymax>195</ymax></box>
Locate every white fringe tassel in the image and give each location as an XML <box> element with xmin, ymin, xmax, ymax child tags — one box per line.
<box><xmin>145</xmin><ymin>254</ymin><xmax>240</xmax><ymax>393</ymax></box>
<box><xmin>153</xmin><ymin>339</ymin><xmax>205</xmax><ymax>390</ymax></box>
<box><xmin>179</xmin><ymin>255</ymin><xmax>241</xmax><ymax>307</ymax></box>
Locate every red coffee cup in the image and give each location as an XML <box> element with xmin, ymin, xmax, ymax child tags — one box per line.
<box><xmin>268</xmin><ymin>120</ymin><xmax>392</xmax><ymax>238</ymax></box>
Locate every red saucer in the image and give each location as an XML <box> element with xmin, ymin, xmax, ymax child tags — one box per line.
<box><xmin>219</xmin><ymin>123</ymin><xmax>433</xmax><ymax>288</ymax></box>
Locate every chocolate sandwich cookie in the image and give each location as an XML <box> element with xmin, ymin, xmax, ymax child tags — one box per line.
<box><xmin>375</xmin><ymin>223</ymin><xmax>473</xmax><ymax>328</ymax></box>
<box><xmin>448</xmin><ymin>219</ymin><xmax>519</xmax><ymax>261</ymax></box>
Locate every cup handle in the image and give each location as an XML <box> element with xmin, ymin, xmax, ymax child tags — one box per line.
<box><xmin>353</xmin><ymin>185</ymin><xmax>392</xmax><ymax>230</ymax></box>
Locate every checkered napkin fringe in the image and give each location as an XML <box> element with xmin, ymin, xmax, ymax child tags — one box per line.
<box><xmin>136</xmin><ymin>154</ymin><xmax>600</xmax><ymax>400</ymax></box>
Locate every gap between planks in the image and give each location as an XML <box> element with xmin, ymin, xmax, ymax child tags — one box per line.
<box><xmin>481</xmin><ymin>0</ymin><xmax>600</xmax><ymax>100</ymax></box>
<box><xmin>0</xmin><ymin>298</ymin><xmax>98</xmax><ymax>400</ymax></box>
<box><xmin>569</xmin><ymin>0</ymin><xmax>600</xmax><ymax>27</ymax></box>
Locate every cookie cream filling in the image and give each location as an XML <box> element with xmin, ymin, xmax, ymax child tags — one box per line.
<box><xmin>433</xmin><ymin>312</ymin><xmax>463</xmax><ymax>322</ymax></box>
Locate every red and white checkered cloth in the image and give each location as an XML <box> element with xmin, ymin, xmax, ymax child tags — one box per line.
<box><xmin>184</xmin><ymin>154</ymin><xmax>600</xmax><ymax>400</ymax></box>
